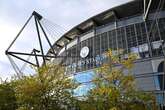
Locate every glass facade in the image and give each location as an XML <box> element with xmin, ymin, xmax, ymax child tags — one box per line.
<box><xmin>64</xmin><ymin>17</ymin><xmax>165</xmax><ymax>74</ymax></box>
<box><xmin>58</xmin><ymin>11</ymin><xmax>165</xmax><ymax>106</ymax></box>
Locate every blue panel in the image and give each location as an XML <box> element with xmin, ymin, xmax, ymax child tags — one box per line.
<box><xmin>154</xmin><ymin>75</ymin><xmax>161</xmax><ymax>90</ymax></box>
<box><xmin>73</xmin><ymin>71</ymin><xmax>95</xmax><ymax>96</ymax></box>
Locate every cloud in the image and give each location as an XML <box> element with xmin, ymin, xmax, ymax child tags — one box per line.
<box><xmin>0</xmin><ymin>0</ymin><xmax>131</xmax><ymax>79</ymax></box>
<box><xmin>0</xmin><ymin>20</ymin><xmax>20</xmax><ymax>79</ymax></box>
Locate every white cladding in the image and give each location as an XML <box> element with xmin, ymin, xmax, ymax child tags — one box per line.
<box><xmin>66</xmin><ymin>31</ymin><xmax>94</xmax><ymax>50</ymax></box>
<box><xmin>67</xmin><ymin>39</ymin><xmax>78</xmax><ymax>49</ymax></box>
<box><xmin>58</xmin><ymin>47</ymin><xmax>65</xmax><ymax>55</ymax></box>
<box><xmin>80</xmin><ymin>31</ymin><xmax>94</xmax><ymax>42</ymax></box>
<box><xmin>58</xmin><ymin>31</ymin><xmax>94</xmax><ymax>55</ymax></box>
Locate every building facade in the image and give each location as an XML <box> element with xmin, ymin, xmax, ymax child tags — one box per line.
<box><xmin>48</xmin><ymin>0</ymin><xmax>165</xmax><ymax>106</ymax></box>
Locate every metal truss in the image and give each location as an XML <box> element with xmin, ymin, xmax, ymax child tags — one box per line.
<box><xmin>5</xmin><ymin>11</ymin><xmax>58</xmax><ymax>68</ymax></box>
<box><xmin>143</xmin><ymin>0</ymin><xmax>153</xmax><ymax>20</ymax></box>
<box><xmin>5</xmin><ymin>11</ymin><xmax>77</xmax><ymax>76</ymax></box>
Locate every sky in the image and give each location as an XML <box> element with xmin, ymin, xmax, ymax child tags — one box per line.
<box><xmin>0</xmin><ymin>0</ymin><xmax>131</xmax><ymax>80</ymax></box>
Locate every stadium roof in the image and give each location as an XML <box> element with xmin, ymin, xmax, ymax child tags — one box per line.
<box><xmin>49</xmin><ymin>0</ymin><xmax>164</xmax><ymax>54</ymax></box>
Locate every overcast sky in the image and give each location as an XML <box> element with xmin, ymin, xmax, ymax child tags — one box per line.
<box><xmin>0</xmin><ymin>0</ymin><xmax>131</xmax><ymax>80</ymax></box>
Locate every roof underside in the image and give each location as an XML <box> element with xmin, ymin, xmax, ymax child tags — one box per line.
<box><xmin>49</xmin><ymin>0</ymin><xmax>164</xmax><ymax>54</ymax></box>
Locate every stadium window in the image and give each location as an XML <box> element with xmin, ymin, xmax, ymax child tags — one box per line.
<box><xmin>117</xmin><ymin>27</ymin><xmax>127</xmax><ymax>52</ymax></box>
<box><xmin>108</xmin><ymin>30</ymin><xmax>117</xmax><ymax>50</ymax></box>
<box><xmin>101</xmin><ymin>32</ymin><xmax>108</xmax><ymax>53</ymax></box>
<box><xmin>158</xmin><ymin>18</ymin><xmax>165</xmax><ymax>41</ymax></box>
<box><xmin>126</xmin><ymin>25</ymin><xmax>137</xmax><ymax>52</ymax></box>
<box><xmin>81</xmin><ymin>40</ymin><xmax>87</xmax><ymax>71</ymax></box>
<box><xmin>146</xmin><ymin>20</ymin><xmax>163</xmax><ymax>57</ymax></box>
<box><xmin>157</xmin><ymin>61</ymin><xmax>165</xmax><ymax>90</ymax></box>
<box><xmin>134</xmin><ymin>22</ymin><xmax>150</xmax><ymax>58</ymax></box>
<box><xmin>94</xmin><ymin>35</ymin><xmax>101</xmax><ymax>67</ymax></box>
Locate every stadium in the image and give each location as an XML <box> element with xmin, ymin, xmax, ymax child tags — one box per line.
<box><xmin>5</xmin><ymin>0</ymin><xmax>165</xmax><ymax>109</ymax></box>
<box><xmin>45</xmin><ymin>0</ymin><xmax>165</xmax><ymax>107</ymax></box>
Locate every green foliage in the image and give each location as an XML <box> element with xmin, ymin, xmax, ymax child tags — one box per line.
<box><xmin>0</xmin><ymin>49</ymin><xmax>159</xmax><ymax>110</ymax></box>
<box><xmin>12</xmin><ymin>64</ymin><xmax>79</xmax><ymax>110</ymax></box>
<box><xmin>0</xmin><ymin>81</ymin><xmax>17</xmax><ymax>110</ymax></box>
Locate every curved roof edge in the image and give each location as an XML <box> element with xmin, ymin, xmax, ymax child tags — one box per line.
<box><xmin>48</xmin><ymin>0</ymin><xmax>162</xmax><ymax>55</ymax></box>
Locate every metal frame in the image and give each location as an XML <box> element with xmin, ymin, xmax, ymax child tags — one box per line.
<box><xmin>5</xmin><ymin>11</ymin><xmax>78</xmax><ymax>74</ymax></box>
<box><xmin>143</xmin><ymin>0</ymin><xmax>153</xmax><ymax>20</ymax></box>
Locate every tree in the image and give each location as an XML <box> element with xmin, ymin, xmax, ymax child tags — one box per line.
<box><xmin>0</xmin><ymin>80</ymin><xmax>17</xmax><ymax>110</ymax></box>
<box><xmin>83</xmin><ymin>49</ymin><xmax>158</xmax><ymax>110</ymax></box>
<box><xmin>13</xmin><ymin>64</ymin><xmax>79</xmax><ymax>110</ymax></box>
<box><xmin>0</xmin><ymin>49</ymin><xmax>158</xmax><ymax>110</ymax></box>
